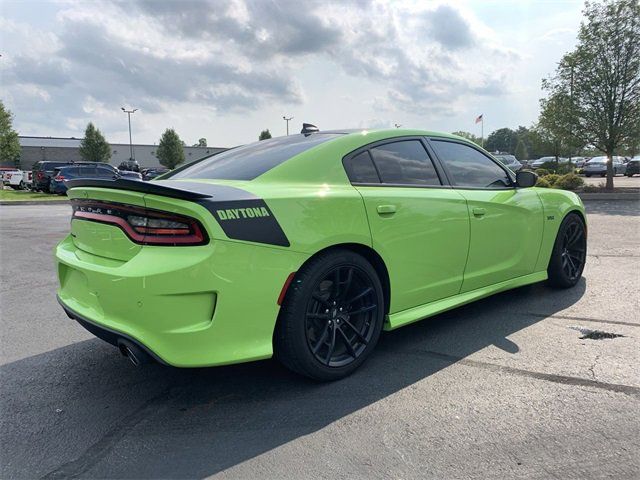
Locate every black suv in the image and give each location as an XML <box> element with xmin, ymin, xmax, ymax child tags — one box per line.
<box><xmin>32</xmin><ymin>161</ymin><xmax>117</xmax><ymax>192</ymax></box>
<box><xmin>625</xmin><ymin>159</ymin><xmax>640</xmax><ymax>177</ymax></box>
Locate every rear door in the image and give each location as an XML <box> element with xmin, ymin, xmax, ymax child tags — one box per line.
<box><xmin>345</xmin><ymin>138</ymin><xmax>470</xmax><ymax>314</ymax></box>
<box><xmin>429</xmin><ymin>138</ymin><xmax>544</xmax><ymax>292</ymax></box>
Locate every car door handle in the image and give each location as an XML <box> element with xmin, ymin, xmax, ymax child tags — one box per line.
<box><xmin>376</xmin><ymin>204</ymin><xmax>397</xmax><ymax>215</ymax></box>
<box><xmin>472</xmin><ymin>207</ymin><xmax>486</xmax><ymax>217</ymax></box>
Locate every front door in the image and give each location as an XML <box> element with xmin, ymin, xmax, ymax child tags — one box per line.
<box><xmin>429</xmin><ymin>139</ymin><xmax>544</xmax><ymax>292</ymax></box>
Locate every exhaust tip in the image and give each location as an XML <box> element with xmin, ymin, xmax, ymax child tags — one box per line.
<box><xmin>117</xmin><ymin>339</ymin><xmax>152</xmax><ymax>367</ymax></box>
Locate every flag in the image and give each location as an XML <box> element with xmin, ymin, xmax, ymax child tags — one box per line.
<box><xmin>475</xmin><ymin>114</ymin><xmax>483</xmax><ymax>124</ymax></box>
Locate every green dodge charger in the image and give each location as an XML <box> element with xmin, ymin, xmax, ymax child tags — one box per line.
<box><xmin>55</xmin><ymin>128</ymin><xmax>587</xmax><ymax>380</ymax></box>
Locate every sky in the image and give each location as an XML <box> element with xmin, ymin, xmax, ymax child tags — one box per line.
<box><xmin>0</xmin><ymin>0</ymin><xmax>584</xmax><ymax>148</ymax></box>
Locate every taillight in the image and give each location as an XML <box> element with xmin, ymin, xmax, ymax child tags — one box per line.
<box><xmin>54</xmin><ymin>175</ymin><xmax>65</xmax><ymax>181</ymax></box>
<box><xmin>36</xmin><ymin>171</ymin><xmax>44</xmax><ymax>180</ymax></box>
<box><xmin>70</xmin><ymin>199</ymin><xmax>208</xmax><ymax>246</ymax></box>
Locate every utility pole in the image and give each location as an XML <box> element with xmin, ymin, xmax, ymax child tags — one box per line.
<box><xmin>121</xmin><ymin>107</ymin><xmax>138</xmax><ymax>160</ymax></box>
<box><xmin>283</xmin><ymin>116</ymin><xmax>293</xmax><ymax>136</ymax></box>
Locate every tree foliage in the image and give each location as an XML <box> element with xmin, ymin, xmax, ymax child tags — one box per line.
<box><xmin>540</xmin><ymin>0</ymin><xmax>640</xmax><ymax>189</ymax></box>
<box><xmin>79</xmin><ymin>122</ymin><xmax>111</xmax><ymax>163</ymax></box>
<box><xmin>194</xmin><ymin>137</ymin><xmax>207</xmax><ymax>147</ymax></box>
<box><xmin>259</xmin><ymin>129</ymin><xmax>272</xmax><ymax>141</ymax></box>
<box><xmin>485</xmin><ymin>128</ymin><xmax>519</xmax><ymax>154</ymax></box>
<box><xmin>451</xmin><ymin>131</ymin><xmax>481</xmax><ymax>146</ymax></box>
<box><xmin>0</xmin><ymin>101</ymin><xmax>21</xmax><ymax>168</ymax></box>
<box><xmin>157</xmin><ymin>128</ymin><xmax>185</xmax><ymax>169</ymax></box>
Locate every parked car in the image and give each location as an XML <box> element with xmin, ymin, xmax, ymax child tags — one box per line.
<box><xmin>583</xmin><ymin>156</ymin><xmax>627</xmax><ymax>177</ymax></box>
<box><xmin>2</xmin><ymin>169</ymin><xmax>32</xmax><ymax>190</ymax></box>
<box><xmin>118</xmin><ymin>160</ymin><xmax>141</xmax><ymax>172</ymax></box>
<box><xmin>530</xmin><ymin>156</ymin><xmax>569</xmax><ymax>169</ymax></box>
<box><xmin>32</xmin><ymin>161</ymin><xmax>74</xmax><ymax>192</ymax></box>
<box><xmin>493</xmin><ymin>154</ymin><xmax>523</xmax><ymax>172</ymax></box>
<box><xmin>625</xmin><ymin>157</ymin><xmax>640</xmax><ymax>177</ymax></box>
<box><xmin>572</xmin><ymin>157</ymin><xmax>589</xmax><ymax>169</ymax></box>
<box><xmin>49</xmin><ymin>164</ymin><xmax>120</xmax><ymax>194</ymax></box>
<box><xmin>55</xmin><ymin>128</ymin><xmax>586</xmax><ymax>381</ymax></box>
<box><xmin>141</xmin><ymin>167</ymin><xmax>170</xmax><ymax>181</ymax></box>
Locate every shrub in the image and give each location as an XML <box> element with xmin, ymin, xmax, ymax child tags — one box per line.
<box><xmin>540</xmin><ymin>161</ymin><xmax>559</xmax><ymax>172</ymax></box>
<box><xmin>553</xmin><ymin>173</ymin><xmax>584</xmax><ymax>191</ymax></box>
<box><xmin>536</xmin><ymin>168</ymin><xmax>550</xmax><ymax>177</ymax></box>
<box><xmin>557</xmin><ymin>163</ymin><xmax>575</xmax><ymax>174</ymax></box>
<box><xmin>544</xmin><ymin>174</ymin><xmax>561</xmax><ymax>186</ymax></box>
<box><xmin>536</xmin><ymin>177</ymin><xmax>551</xmax><ymax>188</ymax></box>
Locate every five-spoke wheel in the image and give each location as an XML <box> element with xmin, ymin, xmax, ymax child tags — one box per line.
<box><xmin>548</xmin><ymin>213</ymin><xmax>587</xmax><ymax>288</ymax></box>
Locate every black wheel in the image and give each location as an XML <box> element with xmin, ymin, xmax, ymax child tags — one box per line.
<box><xmin>274</xmin><ymin>249</ymin><xmax>384</xmax><ymax>381</ymax></box>
<box><xmin>547</xmin><ymin>213</ymin><xmax>587</xmax><ymax>288</ymax></box>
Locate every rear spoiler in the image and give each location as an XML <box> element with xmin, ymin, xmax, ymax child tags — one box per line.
<box><xmin>65</xmin><ymin>179</ymin><xmax>212</xmax><ymax>200</ymax></box>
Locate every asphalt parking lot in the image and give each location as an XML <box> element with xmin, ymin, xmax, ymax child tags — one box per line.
<box><xmin>1</xmin><ymin>201</ymin><xmax>639</xmax><ymax>479</ymax></box>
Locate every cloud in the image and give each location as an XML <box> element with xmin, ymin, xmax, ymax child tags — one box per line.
<box><xmin>1</xmin><ymin>0</ymin><xmax>518</xmax><ymax>138</ymax></box>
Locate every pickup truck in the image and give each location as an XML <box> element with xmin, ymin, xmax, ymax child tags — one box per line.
<box><xmin>2</xmin><ymin>169</ymin><xmax>32</xmax><ymax>190</ymax></box>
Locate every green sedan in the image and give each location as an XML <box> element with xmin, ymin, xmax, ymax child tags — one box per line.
<box><xmin>55</xmin><ymin>128</ymin><xmax>587</xmax><ymax>380</ymax></box>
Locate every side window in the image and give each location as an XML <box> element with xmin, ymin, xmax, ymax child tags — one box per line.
<box><xmin>431</xmin><ymin>141</ymin><xmax>512</xmax><ymax>189</ymax></box>
<box><xmin>369</xmin><ymin>140</ymin><xmax>441</xmax><ymax>185</ymax></box>
<box><xmin>80</xmin><ymin>166</ymin><xmax>97</xmax><ymax>176</ymax></box>
<box><xmin>344</xmin><ymin>151</ymin><xmax>380</xmax><ymax>183</ymax></box>
<box><xmin>96</xmin><ymin>167</ymin><xmax>114</xmax><ymax>178</ymax></box>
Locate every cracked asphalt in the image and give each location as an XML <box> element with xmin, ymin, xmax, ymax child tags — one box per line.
<box><xmin>1</xmin><ymin>200</ymin><xmax>639</xmax><ymax>479</ymax></box>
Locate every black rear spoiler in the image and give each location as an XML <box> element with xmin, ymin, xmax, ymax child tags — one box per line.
<box><xmin>65</xmin><ymin>179</ymin><xmax>212</xmax><ymax>200</ymax></box>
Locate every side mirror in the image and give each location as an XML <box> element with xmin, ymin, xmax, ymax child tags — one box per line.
<box><xmin>516</xmin><ymin>170</ymin><xmax>537</xmax><ymax>188</ymax></box>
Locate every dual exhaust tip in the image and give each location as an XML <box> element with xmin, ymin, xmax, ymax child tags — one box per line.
<box><xmin>117</xmin><ymin>339</ymin><xmax>152</xmax><ymax>367</ymax></box>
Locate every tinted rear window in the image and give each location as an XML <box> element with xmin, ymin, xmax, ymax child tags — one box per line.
<box><xmin>171</xmin><ymin>133</ymin><xmax>342</xmax><ymax>181</ymax></box>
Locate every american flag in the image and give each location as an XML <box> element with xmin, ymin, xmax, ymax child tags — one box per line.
<box><xmin>475</xmin><ymin>114</ymin><xmax>483</xmax><ymax>124</ymax></box>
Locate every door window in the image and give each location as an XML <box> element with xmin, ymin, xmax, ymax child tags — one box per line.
<box><xmin>368</xmin><ymin>140</ymin><xmax>441</xmax><ymax>185</ymax></box>
<box><xmin>431</xmin><ymin>140</ymin><xmax>512</xmax><ymax>189</ymax></box>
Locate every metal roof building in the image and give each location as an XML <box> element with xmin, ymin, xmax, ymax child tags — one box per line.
<box><xmin>11</xmin><ymin>136</ymin><xmax>226</xmax><ymax>170</ymax></box>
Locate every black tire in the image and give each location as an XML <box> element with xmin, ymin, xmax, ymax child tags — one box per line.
<box><xmin>274</xmin><ymin>249</ymin><xmax>384</xmax><ymax>381</ymax></box>
<box><xmin>585</xmin><ymin>173</ymin><xmax>591</xmax><ymax>177</ymax></box>
<box><xmin>547</xmin><ymin>213</ymin><xmax>587</xmax><ymax>288</ymax></box>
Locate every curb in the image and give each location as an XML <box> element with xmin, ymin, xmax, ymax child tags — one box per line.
<box><xmin>0</xmin><ymin>200</ymin><xmax>69</xmax><ymax>206</ymax></box>
<box><xmin>578</xmin><ymin>193</ymin><xmax>640</xmax><ymax>201</ymax></box>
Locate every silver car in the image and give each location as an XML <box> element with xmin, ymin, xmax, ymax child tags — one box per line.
<box><xmin>493</xmin><ymin>154</ymin><xmax>523</xmax><ymax>172</ymax></box>
<box><xmin>583</xmin><ymin>156</ymin><xmax>627</xmax><ymax>177</ymax></box>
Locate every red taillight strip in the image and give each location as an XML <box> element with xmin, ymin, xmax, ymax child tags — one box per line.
<box><xmin>71</xmin><ymin>202</ymin><xmax>208</xmax><ymax>246</ymax></box>
<box><xmin>277</xmin><ymin>272</ymin><xmax>297</xmax><ymax>305</ymax></box>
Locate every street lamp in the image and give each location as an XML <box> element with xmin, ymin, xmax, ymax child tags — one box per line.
<box><xmin>283</xmin><ymin>116</ymin><xmax>293</xmax><ymax>136</ymax></box>
<box><xmin>121</xmin><ymin>107</ymin><xmax>138</xmax><ymax>161</ymax></box>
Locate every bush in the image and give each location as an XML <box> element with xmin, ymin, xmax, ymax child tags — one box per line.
<box><xmin>536</xmin><ymin>177</ymin><xmax>551</xmax><ymax>188</ymax></box>
<box><xmin>536</xmin><ymin>168</ymin><xmax>550</xmax><ymax>177</ymax></box>
<box><xmin>557</xmin><ymin>163</ymin><xmax>575</xmax><ymax>174</ymax></box>
<box><xmin>544</xmin><ymin>174</ymin><xmax>561</xmax><ymax>186</ymax></box>
<box><xmin>553</xmin><ymin>173</ymin><xmax>584</xmax><ymax>191</ymax></box>
<box><xmin>540</xmin><ymin>161</ymin><xmax>559</xmax><ymax>172</ymax></box>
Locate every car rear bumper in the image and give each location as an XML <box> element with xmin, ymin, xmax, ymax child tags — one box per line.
<box><xmin>55</xmin><ymin>233</ymin><xmax>308</xmax><ymax>367</ymax></box>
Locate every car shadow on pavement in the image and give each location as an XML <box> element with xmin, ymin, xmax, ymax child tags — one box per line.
<box><xmin>1</xmin><ymin>280</ymin><xmax>585</xmax><ymax>479</ymax></box>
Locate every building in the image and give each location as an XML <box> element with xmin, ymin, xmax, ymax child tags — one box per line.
<box><xmin>12</xmin><ymin>136</ymin><xmax>227</xmax><ymax>170</ymax></box>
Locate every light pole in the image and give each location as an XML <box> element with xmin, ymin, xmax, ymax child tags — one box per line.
<box><xmin>283</xmin><ymin>116</ymin><xmax>293</xmax><ymax>136</ymax></box>
<box><xmin>121</xmin><ymin>107</ymin><xmax>138</xmax><ymax>160</ymax></box>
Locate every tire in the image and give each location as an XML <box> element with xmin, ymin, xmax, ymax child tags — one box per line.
<box><xmin>274</xmin><ymin>249</ymin><xmax>385</xmax><ymax>381</ymax></box>
<box><xmin>585</xmin><ymin>173</ymin><xmax>591</xmax><ymax>177</ymax></box>
<box><xmin>547</xmin><ymin>213</ymin><xmax>587</xmax><ymax>289</ymax></box>
<box><xmin>19</xmin><ymin>181</ymin><xmax>25</xmax><ymax>190</ymax></box>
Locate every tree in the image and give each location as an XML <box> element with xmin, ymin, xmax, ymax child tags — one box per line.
<box><xmin>79</xmin><ymin>122</ymin><xmax>111</xmax><ymax>163</ymax></box>
<box><xmin>451</xmin><ymin>131</ymin><xmax>481</xmax><ymax>146</ymax></box>
<box><xmin>0</xmin><ymin>101</ymin><xmax>21</xmax><ymax>168</ymax></box>
<box><xmin>485</xmin><ymin>128</ymin><xmax>519</xmax><ymax>154</ymax></box>
<box><xmin>194</xmin><ymin>138</ymin><xmax>207</xmax><ymax>147</ymax></box>
<box><xmin>540</xmin><ymin>0</ymin><xmax>640</xmax><ymax>190</ymax></box>
<box><xmin>156</xmin><ymin>128</ymin><xmax>185</xmax><ymax>169</ymax></box>
<box><xmin>259</xmin><ymin>129</ymin><xmax>272</xmax><ymax>140</ymax></box>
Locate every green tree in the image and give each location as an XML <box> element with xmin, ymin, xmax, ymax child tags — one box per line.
<box><xmin>259</xmin><ymin>129</ymin><xmax>272</xmax><ymax>141</ymax></box>
<box><xmin>0</xmin><ymin>101</ymin><xmax>21</xmax><ymax>168</ymax></box>
<box><xmin>194</xmin><ymin>137</ymin><xmax>207</xmax><ymax>147</ymax></box>
<box><xmin>485</xmin><ymin>128</ymin><xmax>519</xmax><ymax>154</ymax></box>
<box><xmin>79</xmin><ymin>122</ymin><xmax>111</xmax><ymax>163</ymax></box>
<box><xmin>451</xmin><ymin>131</ymin><xmax>481</xmax><ymax>146</ymax></box>
<box><xmin>540</xmin><ymin>0</ymin><xmax>640</xmax><ymax>190</ymax></box>
<box><xmin>157</xmin><ymin>128</ymin><xmax>185</xmax><ymax>169</ymax></box>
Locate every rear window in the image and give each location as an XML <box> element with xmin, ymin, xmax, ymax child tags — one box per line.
<box><xmin>37</xmin><ymin>162</ymin><xmax>70</xmax><ymax>172</ymax></box>
<box><xmin>170</xmin><ymin>133</ymin><xmax>342</xmax><ymax>181</ymax></box>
